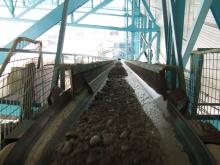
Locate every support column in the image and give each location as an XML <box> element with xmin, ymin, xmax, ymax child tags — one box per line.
<box><xmin>53</xmin><ymin>0</ymin><xmax>70</xmax><ymax>89</ymax></box>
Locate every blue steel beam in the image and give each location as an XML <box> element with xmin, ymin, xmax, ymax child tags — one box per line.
<box><xmin>168</xmin><ymin>0</ymin><xmax>185</xmax><ymax>68</ymax></box>
<box><xmin>156</xmin><ymin>31</ymin><xmax>160</xmax><ymax>62</ymax></box>
<box><xmin>69</xmin><ymin>23</ymin><xmax>156</xmax><ymax>32</ymax></box>
<box><xmin>141</xmin><ymin>0</ymin><xmax>155</xmax><ymax>22</ymax></box>
<box><xmin>168</xmin><ymin>0</ymin><xmax>186</xmax><ymax>91</ymax></box>
<box><xmin>162</xmin><ymin>0</ymin><xmax>169</xmax><ymax>57</ymax></box>
<box><xmin>183</xmin><ymin>0</ymin><xmax>212</xmax><ymax>67</ymax></box>
<box><xmin>54</xmin><ymin>0</ymin><xmax>69</xmax><ymax>89</ymax></box>
<box><xmin>148</xmin><ymin>20</ymin><xmax>152</xmax><ymax>63</ymax></box>
<box><xmin>55</xmin><ymin>0</ymin><xmax>69</xmax><ymax>65</ymax></box>
<box><xmin>1</xmin><ymin>0</ymin><xmax>88</xmax><ymax>63</ymax></box>
<box><xmin>3</xmin><ymin>0</ymin><xmax>15</xmax><ymax>17</ymax></box>
<box><xmin>74</xmin><ymin>0</ymin><xmax>113</xmax><ymax>24</ymax></box>
<box><xmin>9</xmin><ymin>0</ymin><xmax>15</xmax><ymax>17</ymax></box>
<box><xmin>211</xmin><ymin>0</ymin><xmax>220</xmax><ymax>29</ymax></box>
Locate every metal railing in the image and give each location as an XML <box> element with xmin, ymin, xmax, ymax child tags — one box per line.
<box><xmin>0</xmin><ymin>37</ymin><xmax>109</xmax><ymax>149</ymax></box>
<box><xmin>186</xmin><ymin>48</ymin><xmax>220</xmax><ymax>130</ymax></box>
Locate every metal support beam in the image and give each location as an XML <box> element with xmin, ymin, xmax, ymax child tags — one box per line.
<box><xmin>68</xmin><ymin>23</ymin><xmax>156</xmax><ymax>32</ymax></box>
<box><xmin>9</xmin><ymin>0</ymin><xmax>15</xmax><ymax>17</ymax></box>
<box><xmin>156</xmin><ymin>31</ymin><xmax>160</xmax><ymax>62</ymax></box>
<box><xmin>183</xmin><ymin>0</ymin><xmax>212</xmax><ymax>67</ymax></box>
<box><xmin>3</xmin><ymin>0</ymin><xmax>15</xmax><ymax>17</ymax></box>
<box><xmin>1</xmin><ymin>0</ymin><xmax>89</xmax><ymax>63</ymax></box>
<box><xmin>54</xmin><ymin>0</ymin><xmax>70</xmax><ymax>89</ymax></box>
<box><xmin>141</xmin><ymin>0</ymin><xmax>155</xmax><ymax>23</ymax></box>
<box><xmin>168</xmin><ymin>0</ymin><xmax>185</xmax><ymax>68</ymax></box>
<box><xmin>148</xmin><ymin>20</ymin><xmax>152</xmax><ymax>63</ymax></box>
<box><xmin>74</xmin><ymin>0</ymin><xmax>113</xmax><ymax>24</ymax></box>
<box><xmin>162</xmin><ymin>0</ymin><xmax>169</xmax><ymax>60</ymax></box>
<box><xmin>211</xmin><ymin>0</ymin><xmax>220</xmax><ymax>29</ymax></box>
<box><xmin>168</xmin><ymin>0</ymin><xmax>186</xmax><ymax>91</ymax></box>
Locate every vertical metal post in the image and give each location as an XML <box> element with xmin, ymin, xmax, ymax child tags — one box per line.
<box><xmin>183</xmin><ymin>0</ymin><xmax>213</xmax><ymax>67</ymax></box>
<box><xmin>148</xmin><ymin>20</ymin><xmax>152</xmax><ymax>63</ymax></box>
<box><xmin>156</xmin><ymin>31</ymin><xmax>160</xmax><ymax>62</ymax></box>
<box><xmin>190</xmin><ymin>54</ymin><xmax>204</xmax><ymax>118</ymax></box>
<box><xmin>131</xmin><ymin>0</ymin><xmax>135</xmax><ymax>60</ymax></box>
<box><xmin>53</xmin><ymin>0</ymin><xmax>70</xmax><ymax>90</ymax></box>
<box><xmin>211</xmin><ymin>0</ymin><xmax>220</xmax><ymax>29</ymax></box>
<box><xmin>71</xmin><ymin>12</ymin><xmax>74</xmax><ymax>23</ymax></box>
<box><xmin>22</xmin><ymin>63</ymin><xmax>36</xmax><ymax>119</ymax></box>
<box><xmin>168</xmin><ymin>0</ymin><xmax>186</xmax><ymax>92</ymax></box>
<box><xmin>91</xmin><ymin>0</ymin><xmax>94</xmax><ymax>8</ymax></box>
<box><xmin>9</xmin><ymin>0</ymin><xmax>15</xmax><ymax>17</ymax></box>
<box><xmin>162</xmin><ymin>0</ymin><xmax>169</xmax><ymax>60</ymax></box>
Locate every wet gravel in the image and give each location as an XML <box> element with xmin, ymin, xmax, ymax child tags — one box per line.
<box><xmin>52</xmin><ymin>62</ymin><xmax>165</xmax><ymax>165</ymax></box>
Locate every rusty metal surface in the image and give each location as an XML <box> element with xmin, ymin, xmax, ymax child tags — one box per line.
<box><xmin>124</xmin><ymin>60</ymin><xmax>167</xmax><ymax>96</ymax></box>
<box><xmin>70</xmin><ymin>61</ymin><xmax>114</xmax><ymax>94</ymax></box>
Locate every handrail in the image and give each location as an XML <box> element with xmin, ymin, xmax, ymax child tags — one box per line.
<box><xmin>0</xmin><ymin>37</ymin><xmax>42</xmax><ymax>76</ymax></box>
<box><xmin>191</xmin><ymin>48</ymin><xmax>220</xmax><ymax>55</ymax></box>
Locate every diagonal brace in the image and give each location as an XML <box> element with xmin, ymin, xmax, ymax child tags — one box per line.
<box><xmin>74</xmin><ymin>0</ymin><xmax>113</xmax><ymax>24</ymax></box>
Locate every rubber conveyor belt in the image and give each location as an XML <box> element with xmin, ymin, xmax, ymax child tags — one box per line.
<box><xmin>123</xmin><ymin>61</ymin><xmax>216</xmax><ymax>165</ymax></box>
<box><xmin>1</xmin><ymin>61</ymin><xmax>216</xmax><ymax>165</ymax></box>
<box><xmin>1</xmin><ymin>63</ymin><xmax>113</xmax><ymax>165</ymax></box>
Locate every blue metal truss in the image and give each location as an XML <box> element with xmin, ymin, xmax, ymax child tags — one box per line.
<box><xmin>211</xmin><ymin>0</ymin><xmax>220</xmax><ymax>29</ymax></box>
<box><xmin>182</xmin><ymin>0</ymin><xmax>213</xmax><ymax>67</ymax></box>
<box><xmin>74</xmin><ymin>0</ymin><xmax>113</xmax><ymax>24</ymax></box>
<box><xmin>3</xmin><ymin>0</ymin><xmax>15</xmax><ymax>17</ymax></box>
<box><xmin>1</xmin><ymin>0</ymin><xmax>88</xmax><ymax>63</ymax></box>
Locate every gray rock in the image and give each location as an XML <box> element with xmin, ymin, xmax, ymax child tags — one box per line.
<box><xmin>61</xmin><ymin>141</ymin><xmax>73</xmax><ymax>155</ymax></box>
<box><xmin>120</xmin><ymin>130</ymin><xmax>127</xmax><ymax>138</ymax></box>
<box><xmin>90</xmin><ymin>135</ymin><xmax>101</xmax><ymax>146</ymax></box>
<box><xmin>106</xmin><ymin>119</ymin><xmax>113</xmax><ymax>127</ymax></box>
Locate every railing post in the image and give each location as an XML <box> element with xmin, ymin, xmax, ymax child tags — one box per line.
<box><xmin>22</xmin><ymin>63</ymin><xmax>36</xmax><ymax>120</ymax></box>
<box><xmin>190</xmin><ymin>53</ymin><xmax>204</xmax><ymax>118</ymax></box>
<box><xmin>52</xmin><ymin>0</ymin><xmax>70</xmax><ymax>90</ymax></box>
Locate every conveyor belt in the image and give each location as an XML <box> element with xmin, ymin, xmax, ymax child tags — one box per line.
<box><xmin>1</xmin><ymin>61</ymin><xmax>216</xmax><ymax>165</ymax></box>
<box><xmin>123</xmin><ymin>61</ymin><xmax>216</xmax><ymax>165</ymax></box>
<box><xmin>1</xmin><ymin>62</ymin><xmax>113</xmax><ymax>165</ymax></box>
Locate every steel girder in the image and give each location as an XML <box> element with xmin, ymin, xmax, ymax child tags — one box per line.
<box><xmin>211</xmin><ymin>0</ymin><xmax>220</xmax><ymax>29</ymax></box>
<box><xmin>3</xmin><ymin>0</ymin><xmax>15</xmax><ymax>17</ymax></box>
<box><xmin>1</xmin><ymin>0</ymin><xmax>89</xmax><ymax>63</ymax></box>
<box><xmin>182</xmin><ymin>0</ymin><xmax>213</xmax><ymax>67</ymax></box>
<box><xmin>74</xmin><ymin>0</ymin><xmax>113</xmax><ymax>24</ymax></box>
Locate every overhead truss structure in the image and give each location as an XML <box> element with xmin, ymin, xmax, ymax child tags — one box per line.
<box><xmin>0</xmin><ymin>0</ymin><xmax>220</xmax><ymax>66</ymax></box>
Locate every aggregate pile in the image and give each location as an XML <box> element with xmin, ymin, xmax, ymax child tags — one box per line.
<box><xmin>52</xmin><ymin>62</ymin><xmax>165</xmax><ymax>165</ymax></box>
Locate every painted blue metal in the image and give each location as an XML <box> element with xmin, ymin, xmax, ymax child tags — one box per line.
<box><xmin>156</xmin><ymin>31</ymin><xmax>160</xmax><ymax>63</ymax></box>
<box><xmin>3</xmin><ymin>0</ymin><xmax>15</xmax><ymax>17</ymax></box>
<box><xmin>162</xmin><ymin>0</ymin><xmax>169</xmax><ymax>59</ymax></box>
<box><xmin>141</xmin><ymin>0</ymin><xmax>155</xmax><ymax>23</ymax></box>
<box><xmin>9</xmin><ymin>0</ymin><xmax>15</xmax><ymax>17</ymax></box>
<box><xmin>69</xmin><ymin>23</ymin><xmax>156</xmax><ymax>32</ymax></box>
<box><xmin>168</xmin><ymin>0</ymin><xmax>186</xmax><ymax>91</ymax></box>
<box><xmin>55</xmin><ymin>0</ymin><xmax>69</xmax><ymax>65</ymax></box>
<box><xmin>74</xmin><ymin>0</ymin><xmax>113</xmax><ymax>24</ymax></box>
<box><xmin>148</xmin><ymin>20</ymin><xmax>152</xmax><ymax>63</ymax></box>
<box><xmin>183</xmin><ymin>0</ymin><xmax>213</xmax><ymax>67</ymax></box>
<box><xmin>54</xmin><ymin>0</ymin><xmax>69</xmax><ymax>89</ymax></box>
<box><xmin>168</xmin><ymin>0</ymin><xmax>185</xmax><ymax>68</ymax></box>
<box><xmin>211</xmin><ymin>0</ymin><xmax>220</xmax><ymax>29</ymax></box>
<box><xmin>1</xmin><ymin>0</ymin><xmax>89</xmax><ymax>64</ymax></box>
